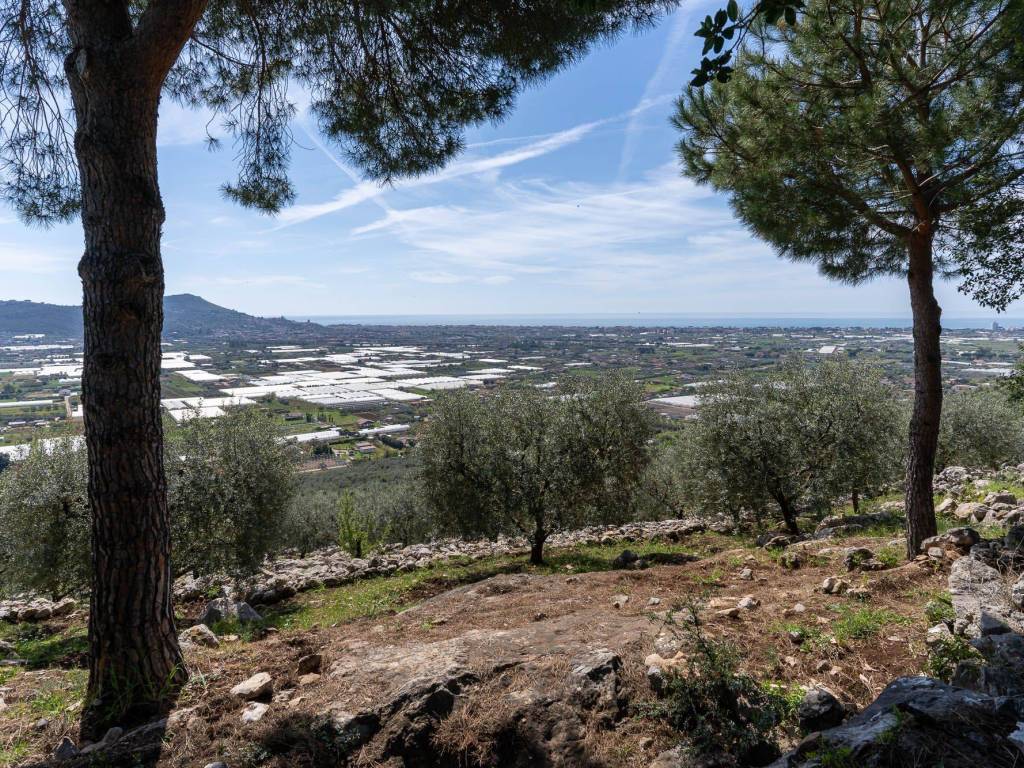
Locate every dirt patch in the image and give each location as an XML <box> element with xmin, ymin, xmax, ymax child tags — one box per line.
<box><xmin>4</xmin><ymin>537</ymin><xmax>946</xmax><ymax>767</ymax></box>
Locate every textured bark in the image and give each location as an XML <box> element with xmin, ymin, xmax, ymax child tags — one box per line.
<box><xmin>63</xmin><ymin>1</ymin><xmax>206</xmax><ymax>738</ymax></box>
<box><xmin>904</xmin><ymin>233</ymin><xmax>942</xmax><ymax>559</ymax></box>
<box><xmin>773</xmin><ymin>491</ymin><xmax>800</xmax><ymax>535</ymax></box>
<box><xmin>530</xmin><ymin>523</ymin><xmax>547</xmax><ymax>565</ymax></box>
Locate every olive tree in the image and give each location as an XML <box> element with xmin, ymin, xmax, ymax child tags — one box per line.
<box><xmin>675</xmin><ymin>0</ymin><xmax>1024</xmax><ymax>557</ymax></box>
<box><xmin>677</xmin><ymin>360</ymin><xmax>902</xmax><ymax>533</ymax></box>
<box><xmin>815</xmin><ymin>361</ymin><xmax>905</xmax><ymax>513</ymax></box>
<box><xmin>0</xmin><ymin>414</ymin><xmax>296</xmax><ymax>598</ymax></box>
<box><xmin>938</xmin><ymin>387</ymin><xmax>1024</xmax><ymax>469</ymax></box>
<box><xmin>0</xmin><ymin>0</ymin><xmax>674</xmax><ymax>731</ymax></box>
<box><xmin>166</xmin><ymin>408</ymin><xmax>296</xmax><ymax>577</ymax></box>
<box><xmin>282</xmin><ymin>491</ymin><xmax>340</xmax><ymax>556</ymax></box>
<box><xmin>0</xmin><ymin>438</ymin><xmax>89</xmax><ymax>599</ymax></box>
<box><xmin>420</xmin><ymin>375</ymin><xmax>653</xmax><ymax>564</ymax></box>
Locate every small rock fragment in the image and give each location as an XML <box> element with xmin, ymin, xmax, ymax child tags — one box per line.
<box><xmin>241</xmin><ymin>701</ymin><xmax>269</xmax><ymax>724</ymax></box>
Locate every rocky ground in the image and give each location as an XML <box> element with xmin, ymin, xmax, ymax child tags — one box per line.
<box><xmin>2</xmin><ymin>467</ymin><xmax>1023</xmax><ymax>767</ymax></box>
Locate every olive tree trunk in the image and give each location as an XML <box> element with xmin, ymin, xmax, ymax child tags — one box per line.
<box><xmin>63</xmin><ymin>3</ymin><xmax>205</xmax><ymax>738</ymax></box>
<box><xmin>904</xmin><ymin>233</ymin><xmax>942</xmax><ymax>559</ymax></box>
<box><xmin>530</xmin><ymin>516</ymin><xmax>547</xmax><ymax>565</ymax></box>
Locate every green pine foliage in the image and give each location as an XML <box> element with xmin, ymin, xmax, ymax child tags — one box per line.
<box><xmin>676</xmin><ymin>0</ymin><xmax>1024</xmax><ymax>289</ymax></box>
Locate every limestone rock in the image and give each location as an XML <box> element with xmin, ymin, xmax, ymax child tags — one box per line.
<box><xmin>797</xmin><ymin>687</ymin><xmax>845</xmax><ymax>733</ymax></box>
<box><xmin>198</xmin><ymin>598</ymin><xmax>262</xmax><ymax>626</ymax></box>
<box><xmin>769</xmin><ymin>677</ymin><xmax>1022</xmax><ymax>768</ymax></box>
<box><xmin>953</xmin><ymin>502</ymin><xmax>989</xmax><ymax>522</ymax></box>
<box><xmin>648</xmin><ymin>745</ymin><xmax>686</xmax><ymax>768</ymax></box>
<box><xmin>53</xmin><ymin>737</ymin><xmax>78</xmax><ymax>760</ymax></box>
<box><xmin>241</xmin><ymin>702</ymin><xmax>269</xmax><ymax>724</ymax></box>
<box><xmin>949</xmin><ymin>556</ymin><xmax>1024</xmax><ymax>637</ymax></box>
<box><xmin>920</xmin><ymin>527</ymin><xmax>980</xmax><ymax>556</ymax></box>
<box><xmin>612</xmin><ymin>549</ymin><xmax>639</xmax><ymax>569</ymax></box>
<box><xmin>178</xmin><ymin>624</ymin><xmax>219</xmax><ymax>649</ymax></box>
<box><xmin>821</xmin><ymin>576</ymin><xmax>851</xmax><ymax>595</ymax></box>
<box><xmin>231</xmin><ymin>672</ymin><xmax>273</xmax><ymax>701</ymax></box>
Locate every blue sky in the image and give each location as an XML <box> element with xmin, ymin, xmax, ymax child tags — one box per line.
<box><xmin>0</xmin><ymin>4</ymin><xmax>1018</xmax><ymax>318</ymax></box>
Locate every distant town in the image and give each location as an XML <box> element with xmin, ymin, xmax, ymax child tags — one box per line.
<box><xmin>2</xmin><ymin>296</ymin><xmax>1021</xmax><ymax>471</ymax></box>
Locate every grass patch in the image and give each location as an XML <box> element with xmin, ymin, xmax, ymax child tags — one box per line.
<box><xmin>831</xmin><ymin>605</ymin><xmax>909</xmax><ymax>644</ymax></box>
<box><xmin>965</xmin><ymin>480</ymin><xmax>1024</xmax><ymax>502</ymax></box>
<box><xmin>923</xmin><ymin>592</ymin><xmax>954</xmax><ymax>624</ymax></box>
<box><xmin>769</xmin><ymin>620</ymin><xmax>830</xmax><ymax>654</ymax></box>
<box><xmin>0</xmin><ymin>738</ymin><xmax>31</xmax><ymax>767</ymax></box>
<box><xmin>27</xmin><ymin>670</ymin><xmax>87</xmax><ymax>718</ymax></box>
<box><xmin>0</xmin><ymin>624</ymin><xmax>88</xmax><ymax>670</ymax></box>
<box><xmin>807</xmin><ymin>745</ymin><xmax>857</xmax><ymax>768</ymax></box>
<box><xmin>873</xmin><ymin>545</ymin><xmax>903</xmax><ymax>569</ymax></box>
<box><xmin>262</xmin><ymin>538</ymin><xmax>717</xmax><ymax>633</ymax></box>
<box><xmin>926</xmin><ymin>634</ymin><xmax>982</xmax><ymax>682</ymax></box>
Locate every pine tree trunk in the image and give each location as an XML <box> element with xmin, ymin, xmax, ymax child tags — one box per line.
<box><xmin>851</xmin><ymin>490</ymin><xmax>860</xmax><ymax>515</ymax></box>
<box><xmin>63</xmin><ymin>15</ymin><xmax>198</xmax><ymax>737</ymax></box>
<box><xmin>904</xmin><ymin>234</ymin><xmax>942</xmax><ymax>559</ymax></box>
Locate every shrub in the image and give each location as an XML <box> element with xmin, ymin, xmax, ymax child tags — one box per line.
<box><xmin>652</xmin><ymin>603</ymin><xmax>789</xmax><ymax>764</ymax></box>
<box><xmin>281</xmin><ymin>480</ymin><xmax>433</xmax><ymax>558</ymax></box>
<box><xmin>0</xmin><ymin>438</ymin><xmax>90</xmax><ymax>599</ymax></box>
<box><xmin>926</xmin><ymin>634</ymin><xmax>982</xmax><ymax>682</ymax></box>
<box><xmin>337</xmin><ymin>491</ymin><xmax>375</xmax><ymax>557</ymax></box>
<box><xmin>924</xmin><ymin>594</ymin><xmax>955</xmax><ymax>625</ymax></box>
<box><xmin>352</xmin><ymin>480</ymin><xmax>434</xmax><ymax>546</ymax></box>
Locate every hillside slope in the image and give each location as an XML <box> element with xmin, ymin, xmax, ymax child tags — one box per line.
<box><xmin>0</xmin><ymin>294</ymin><xmax>316</xmax><ymax>339</ymax></box>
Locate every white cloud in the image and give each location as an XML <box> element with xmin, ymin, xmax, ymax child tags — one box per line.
<box><xmin>0</xmin><ymin>243</ymin><xmax>75</xmax><ymax>274</ymax></box>
<box><xmin>618</xmin><ymin>7</ymin><xmax>698</xmax><ymax>179</ymax></box>
<box><xmin>349</xmin><ymin>162</ymin><xmax>744</xmax><ymax>289</ymax></box>
<box><xmin>274</xmin><ymin>99</ymin><xmax>671</xmax><ymax>230</ymax></box>
<box><xmin>158</xmin><ymin>101</ymin><xmax>218</xmax><ymax>147</ymax></box>
<box><xmin>209</xmin><ymin>274</ymin><xmax>323</xmax><ymax>288</ymax></box>
<box><xmin>409</xmin><ymin>271</ymin><xmax>469</xmax><ymax>284</ymax></box>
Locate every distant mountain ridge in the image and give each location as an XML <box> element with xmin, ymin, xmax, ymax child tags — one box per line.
<box><xmin>0</xmin><ymin>294</ymin><xmax>315</xmax><ymax>338</ymax></box>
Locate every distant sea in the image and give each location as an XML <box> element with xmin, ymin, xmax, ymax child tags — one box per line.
<box><xmin>287</xmin><ymin>314</ymin><xmax>1023</xmax><ymax>330</ymax></box>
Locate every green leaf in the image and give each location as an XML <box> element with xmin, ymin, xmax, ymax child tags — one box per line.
<box><xmin>727</xmin><ymin>0</ymin><xmax>738</xmax><ymax>21</ymax></box>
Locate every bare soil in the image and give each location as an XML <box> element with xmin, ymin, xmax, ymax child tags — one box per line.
<box><xmin>1</xmin><ymin>533</ymin><xmax>947</xmax><ymax>767</ymax></box>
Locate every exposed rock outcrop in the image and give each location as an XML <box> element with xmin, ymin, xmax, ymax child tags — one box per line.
<box><xmin>769</xmin><ymin>676</ymin><xmax>1023</xmax><ymax>768</ymax></box>
<box><xmin>772</xmin><ymin>515</ymin><xmax>1024</xmax><ymax>768</ymax></box>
